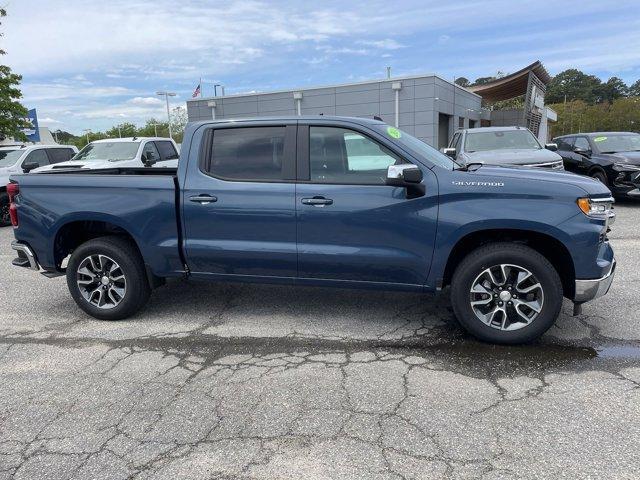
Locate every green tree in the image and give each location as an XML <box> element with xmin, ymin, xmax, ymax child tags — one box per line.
<box><xmin>595</xmin><ymin>77</ymin><xmax>628</xmax><ymax>104</ymax></box>
<box><xmin>455</xmin><ymin>77</ymin><xmax>470</xmax><ymax>88</ymax></box>
<box><xmin>137</xmin><ymin>118</ymin><xmax>169</xmax><ymax>137</ymax></box>
<box><xmin>545</xmin><ymin>69</ymin><xmax>603</xmax><ymax>104</ymax></box>
<box><xmin>0</xmin><ymin>8</ymin><xmax>29</xmax><ymax>141</ymax></box>
<box><xmin>105</xmin><ymin>122</ymin><xmax>137</xmax><ymax>138</ymax></box>
<box><xmin>629</xmin><ymin>79</ymin><xmax>640</xmax><ymax>97</ymax></box>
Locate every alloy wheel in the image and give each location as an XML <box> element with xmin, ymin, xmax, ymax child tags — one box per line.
<box><xmin>469</xmin><ymin>263</ymin><xmax>544</xmax><ymax>331</ymax></box>
<box><xmin>76</xmin><ymin>254</ymin><xmax>127</xmax><ymax>309</ymax></box>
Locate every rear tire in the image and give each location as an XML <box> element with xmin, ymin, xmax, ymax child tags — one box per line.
<box><xmin>0</xmin><ymin>193</ymin><xmax>10</xmax><ymax>227</ymax></box>
<box><xmin>66</xmin><ymin>236</ymin><xmax>151</xmax><ymax>320</ymax></box>
<box><xmin>450</xmin><ymin>242</ymin><xmax>563</xmax><ymax>344</ymax></box>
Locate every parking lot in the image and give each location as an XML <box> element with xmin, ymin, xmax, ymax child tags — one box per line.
<box><xmin>0</xmin><ymin>202</ymin><xmax>638</xmax><ymax>480</ymax></box>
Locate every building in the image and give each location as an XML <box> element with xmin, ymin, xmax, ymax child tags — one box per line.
<box><xmin>186</xmin><ymin>61</ymin><xmax>555</xmax><ymax>148</ymax></box>
<box><xmin>187</xmin><ymin>75</ymin><xmax>488</xmax><ymax>149</ymax></box>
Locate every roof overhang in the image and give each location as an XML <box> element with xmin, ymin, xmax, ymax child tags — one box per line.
<box><xmin>469</xmin><ymin>61</ymin><xmax>551</xmax><ymax>102</ymax></box>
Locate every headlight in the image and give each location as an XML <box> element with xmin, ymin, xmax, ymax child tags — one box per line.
<box><xmin>613</xmin><ymin>163</ymin><xmax>640</xmax><ymax>171</ymax></box>
<box><xmin>577</xmin><ymin>197</ymin><xmax>615</xmax><ymax>224</ymax></box>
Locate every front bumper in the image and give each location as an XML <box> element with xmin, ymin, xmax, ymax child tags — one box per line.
<box><xmin>11</xmin><ymin>241</ymin><xmax>40</xmax><ymax>271</ymax></box>
<box><xmin>574</xmin><ymin>258</ymin><xmax>616</xmax><ymax>303</ymax></box>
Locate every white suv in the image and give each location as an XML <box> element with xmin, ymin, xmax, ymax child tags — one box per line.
<box><xmin>33</xmin><ymin>137</ymin><xmax>179</xmax><ymax>172</ymax></box>
<box><xmin>1</xmin><ymin>144</ymin><xmax>78</xmax><ymax>226</ymax></box>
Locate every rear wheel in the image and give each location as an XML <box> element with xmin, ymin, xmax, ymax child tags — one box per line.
<box><xmin>0</xmin><ymin>193</ymin><xmax>10</xmax><ymax>227</ymax></box>
<box><xmin>450</xmin><ymin>243</ymin><xmax>563</xmax><ymax>344</ymax></box>
<box><xmin>66</xmin><ymin>236</ymin><xmax>151</xmax><ymax>320</ymax></box>
<box><xmin>590</xmin><ymin>170</ymin><xmax>608</xmax><ymax>186</ymax></box>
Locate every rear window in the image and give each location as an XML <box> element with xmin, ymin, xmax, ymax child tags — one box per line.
<box><xmin>47</xmin><ymin>148</ymin><xmax>75</xmax><ymax>164</ymax></box>
<box><xmin>207</xmin><ymin>127</ymin><xmax>286</xmax><ymax>181</ymax></box>
<box><xmin>156</xmin><ymin>141</ymin><xmax>179</xmax><ymax>161</ymax></box>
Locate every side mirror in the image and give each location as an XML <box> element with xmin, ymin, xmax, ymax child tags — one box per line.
<box><xmin>141</xmin><ymin>153</ymin><xmax>157</xmax><ymax>167</ymax></box>
<box><xmin>574</xmin><ymin>147</ymin><xmax>591</xmax><ymax>157</ymax></box>
<box><xmin>386</xmin><ymin>164</ymin><xmax>425</xmax><ymax>198</ymax></box>
<box><xmin>442</xmin><ymin>147</ymin><xmax>457</xmax><ymax>158</ymax></box>
<box><xmin>545</xmin><ymin>143</ymin><xmax>558</xmax><ymax>152</ymax></box>
<box><xmin>22</xmin><ymin>162</ymin><xmax>39</xmax><ymax>173</ymax></box>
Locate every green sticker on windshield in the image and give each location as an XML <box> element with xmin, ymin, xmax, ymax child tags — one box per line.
<box><xmin>594</xmin><ymin>136</ymin><xmax>607</xmax><ymax>142</ymax></box>
<box><xmin>387</xmin><ymin>127</ymin><xmax>402</xmax><ymax>139</ymax></box>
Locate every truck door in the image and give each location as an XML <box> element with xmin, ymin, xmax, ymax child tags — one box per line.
<box><xmin>182</xmin><ymin>123</ymin><xmax>298</xmax><ymax>279</ymax></box>
<box><xmin>295</xmin><ymin>124</ymin><xmax>438</xmax><ymax>286</ymax></box>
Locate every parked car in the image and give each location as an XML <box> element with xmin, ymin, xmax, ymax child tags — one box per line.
<box><xmin>553</xmin><ymin>132</ymin><xmax>640</xmax><ymax>198</ymax></box>
<box><xmin>444</xmin><ymin>126</ymin><xmax>564</xmax><ymax>170</ymax></box>
<box><xmin>32</xmin><ymin>137</ymin><xmax>179</xmax><ymax>172</ymax></box>
<box><xmin>0</xmin><ymin>144</ymin><xmax>78</xmax><ymax>226</ymax></box>
<box><xmin>8</xmin><ymin>116</ymin><xmax>615</xmax><ymax>344</ymax></box>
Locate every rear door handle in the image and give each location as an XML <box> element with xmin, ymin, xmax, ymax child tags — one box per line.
<box><xmin>190</xmin><ymin>195</ymin><xmax>217</xmax><ymax>204</ymax></box>
<box><xmin>301</xmin><ymin>196</ymin><xmax>333</xmax><ymax>206</ymax></box>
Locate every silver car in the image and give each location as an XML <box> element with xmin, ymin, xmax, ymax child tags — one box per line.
<box><xmin>443</xmin><ymin>126</ymin><xmax>564</xmax><ymax>170</ymax></box>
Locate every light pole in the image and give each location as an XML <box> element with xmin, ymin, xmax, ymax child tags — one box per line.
<box><xmin>213</xmin><ymin>84</ymin><xmax>221</xmax><ymax>97</ymax></box>
<box><xmin>156</xmin><ymin>91</ymin><xmax>176</xmax><ymax>139</ymax></box>
<box><xmin>117</xmin><ymin>125</ymin><xmax>122</xmax><ymax>138</ymax></box>
<box><xmin>149</xmin><ymin>123</ymin><xmax>159</xmax><ymax>137</ymax></box>
<box><xmin>83</xmin><ymin>129</ymin><xmax>92</xmax><ymax>145</ymax></box>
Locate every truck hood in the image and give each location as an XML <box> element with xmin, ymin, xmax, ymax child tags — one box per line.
<box><xmin>465</xmin><ymin>148</ymin><xmax>562</xmax><ymax>165</ymax></box>
<box><xmin>467</xmin><ymin>165</ymin><xmax>611</xmax><ymax>197</ymax></box>
<box><xmin>600</xmin><ymin>151</ymin><xmax>640</xmax><ymax>165</ymax></box>
<box><xmin>33</xmin><ymin>159</ymin><xmax>123</xmax><ymax>172</ymax></box>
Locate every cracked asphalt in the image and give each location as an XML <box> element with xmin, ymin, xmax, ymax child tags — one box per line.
<box><xmin>1</xmin><ymin>202</ymin><xmax>639</xmax><ymax>479</ymax></box>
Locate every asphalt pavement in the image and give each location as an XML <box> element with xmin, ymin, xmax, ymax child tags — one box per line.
<box><xmin>0</xmin><ymin>201</ymin><xmax>639</xmax><ymax>479</ymax></box>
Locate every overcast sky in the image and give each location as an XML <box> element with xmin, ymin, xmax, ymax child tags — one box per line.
<box><xmin>4</xmin><ymin>0</ymin><xmax>640</xmax><ymax>134</ymax></box>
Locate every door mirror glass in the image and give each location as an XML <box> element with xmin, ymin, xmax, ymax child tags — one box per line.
<box><xmin>22</xmin><ymin>162</ymin><xmax>39</xmax><ymax>173</ymax></box>
<box><xmin>545</xmin><ymin>143</ymin><xmax>558</xmax><ymax>151</ymax></box>
<box><xmin>574</xmin><ymin>147</ymin><xmax>591</xmax><ymax>156</ymax></box>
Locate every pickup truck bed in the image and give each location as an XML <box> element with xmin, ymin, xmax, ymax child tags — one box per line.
<box><xmin>13</xmin><ymin>168</ymin><xmax>184</xmax><ymax>277</ymax></box>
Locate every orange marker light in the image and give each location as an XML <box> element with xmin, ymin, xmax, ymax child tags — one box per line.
<box><xmin>577</xmin><ymin>198</ymin><xmax>591</xmax><ymax>215</ymax></box>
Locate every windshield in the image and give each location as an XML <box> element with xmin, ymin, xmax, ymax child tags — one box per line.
<box><xmin>465</xmin><ymin>130</ymin><xmax>541</xmax><ymax>152</ymax></box>
<box><xmin>372</xmin><ymin>124</ymin><xmax>456</xmax><ymax>169</ymax></box>
<box><xmin>0</xmin><ymin>149</ymin><xmax>23</xmax><ymax>168</ymax></box>
<box><xmin>592</xmin><ymin>134</ymin><xmax>640</xmax><ymax>153</ymax></box>
<box><xmin>74</xmin><ymin>142</ymin><xmax>140</xmax><ymax>162</ymax></box>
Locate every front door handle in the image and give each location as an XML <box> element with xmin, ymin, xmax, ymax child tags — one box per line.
<box><xmin>190</xmin><ymin>194</ymin><xmax>217</xmax><ymax>205</ymax></box>
<box><xmin>301</xmin><ymin>196</ymin><xmax>333</xmax><ymax>207</ymax></box>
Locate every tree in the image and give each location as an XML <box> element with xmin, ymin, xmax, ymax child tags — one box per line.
<box><xmin>596</xmin><ymin>77</ymin><xmax>628</xmax><ymax>103</ymax></box>
<box><xmin>455</xmin><ymin>77</ymin><xmax>470</xmax><ymax>88</ymax></box>
<box><xmin>105</xmin><ymin>122</ymin><xmax>137</xmax><ymax>138</ymax></box>
<box><xmin>170</xmin><ymin>106</ymin><xmax>187</xmax><ymax>143</ymax></box>
<box><xmin>472</xmin><ymin>76</ymin><xmax>496</xmax><ymax>86</ymax></box>
<box><xmin>0</xmin><ymin>8</ymin><xmax>28</xmax><ymax>141</ymax></box>
<box><xmin>137</xmin><ymin>118</ymin><xmax>169</xmax><ymax>138</ymax></box>
<box><xmin>545</xmin><ymin>69</ymin><xmax>603</xmax><ymax>104</ymax></box>
<box><xmin>629</xmin><ymin>79</ymin><xmax>640</xmax><ymax>97</ymax></box>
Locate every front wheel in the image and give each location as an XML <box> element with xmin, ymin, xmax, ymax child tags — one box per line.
<box><xmin>450</xmin><ymin>243</ymin><xmax>563</xmax><ymax>344</ymax></box>
<box><xmin>590</xmin><ymin>170</ymin><xmax>608</xmax><ymax>186</ymax></box>
<box><xmin>66</xmin><ymin>236</ymin><xmax>151</xmax><ymax>320</ymax></box>
<box><xmin>0</xmin><ymin>193</ymin><xmax>10</xmax><ymax>227</ymax></box>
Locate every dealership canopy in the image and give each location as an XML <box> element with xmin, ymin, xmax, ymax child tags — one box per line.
<box><xmin>468</xmin><ymin>61</ymin><xmax>551</xmax><ymax>102</ymax></box>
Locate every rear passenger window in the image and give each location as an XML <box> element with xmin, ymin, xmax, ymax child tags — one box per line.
<box><xmin>156</xmin><ymin>141</ymin><xmax>178</xmax><ymax>160</ymax></box>
<box><xmin>309</xmin><ymin>127</ymin><xmax>403</xmax><ymax>185</ymax></box>
<box><xmin>47</xmin><ymin>148</ymin><xmax>75</xmax><ymax>164</ymax></box>
<box><xmin>23</xmin><ymin>149</ymin><xmax>49</xmax><ymax>167</ymax></box>
<box><xmin>208</xmin><ymin>127</ymin><xmax>286</xmax><ymax>181</ymax></box>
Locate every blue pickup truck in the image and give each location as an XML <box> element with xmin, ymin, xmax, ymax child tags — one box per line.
<box><xmin>7</xmin><ymin>116</ymin><xmax>616</xmax><ymax>344</ymax></box>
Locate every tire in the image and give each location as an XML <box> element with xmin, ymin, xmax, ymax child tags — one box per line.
<box><xmin>590</xmin><ymin>170</ymin><xmax>608</xmax><ymax>186</ymax></box>
<box><xmin>450</xmin><ymin>242</ymin><xmax>563</xmax><ymax>344</ymax></box>
<box><xmin>0</xmin><ymin>193</ymin><xmax>10</xmax><ymax>227</ymax></box>
<box><xmin>66</xmin><ymin>236</ymin><xmax>151</xmax><ymax>320</ymax></box>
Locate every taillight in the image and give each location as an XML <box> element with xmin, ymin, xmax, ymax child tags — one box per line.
<box><xmin>6</xmin><ymin>182</ymin><xmax>19</xmax><ymax>227</ymax></box>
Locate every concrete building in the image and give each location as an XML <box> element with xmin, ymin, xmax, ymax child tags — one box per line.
<box><xmin>187</xmin><ymin>75</ymin><xmax>489</xmax><ymax>149</ymax></box>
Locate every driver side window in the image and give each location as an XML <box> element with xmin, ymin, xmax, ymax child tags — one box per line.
<box><xmin>573</xmin><ymin>137</ymin><xmax>590</xmax><ymax>151</ymax></box>
<box><xmin>309</xmin><ymin>127</ymin><xmax>404</xmax><ymax>185</ymax></box>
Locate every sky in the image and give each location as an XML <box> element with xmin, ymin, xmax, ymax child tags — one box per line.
<box><xmin>3</xmin><ymin>0</ymin><xmax>640</xmax><ymax>135</ymax></box>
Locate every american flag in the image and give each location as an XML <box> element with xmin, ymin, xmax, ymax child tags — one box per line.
<box><xmin>192</xmin><ymin>83</ymin><xmax>201</xmax><ymax>98</ymax></box>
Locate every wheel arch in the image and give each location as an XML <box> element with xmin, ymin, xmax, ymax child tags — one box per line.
<box><xmin>442</xmin><ymin>228</ymin><xmax>576</xmax><ymax>299</ymax></box>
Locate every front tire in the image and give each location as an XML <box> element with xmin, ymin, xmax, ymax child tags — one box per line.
<box><xmin>590</xmin><ymin>170</ymin><xmax>608</xmax><ymax>186</ymax></box>
<box><xmin>450</xmin><ymin>243</ymin><xmax>563</xmax><ymax>344</ymax></box>
<box><xmin>66</xmin><ymin>236</ymin><xmax>151</xmax><ymax>320</ymax></box>
<box><xmin>0</xmin><ymin>193</ymin><xmax>10</xmax><ymax>227</ymax></box>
